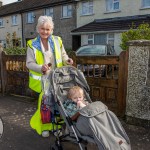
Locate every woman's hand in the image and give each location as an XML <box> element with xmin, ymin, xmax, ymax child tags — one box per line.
<box><xmin>66</xmin><ymin>58</ymin><xmax>73</xmax><ymax>65</ymax></box>
<box><xmin>41</xmin><ymin>63</ymin><xmax>51</xmax><ymax>74</ymax></box>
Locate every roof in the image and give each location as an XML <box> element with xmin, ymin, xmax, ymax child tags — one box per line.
<box><xmin>71</xmin><ymin>15</ymin><xmax>150</xmax><ymax>34</ymax></box>
<box><xmin>0</xmin><ymin>0</ymin><xmax>74</xmax><ymax>17</ymax></box>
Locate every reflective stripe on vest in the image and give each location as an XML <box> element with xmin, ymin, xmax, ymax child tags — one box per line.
<box><xmin>29</xmin><ymin>72</ymin><xmax>41</xmax><ymax>80</ymax></box>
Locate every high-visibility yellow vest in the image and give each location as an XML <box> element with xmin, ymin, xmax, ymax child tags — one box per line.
<box><xmin>27</xmin><ymin>35</ymin><xmax>64</xmax><ymax>93</ymax></box>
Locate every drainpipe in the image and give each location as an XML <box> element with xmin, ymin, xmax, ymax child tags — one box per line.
<box><xmin>21</xmin><ymin>13</ymin><xmax>24</xmax><ymax>47</ymax></box>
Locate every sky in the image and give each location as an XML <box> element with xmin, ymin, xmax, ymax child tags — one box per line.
<box><xmin>1</xmin><ymin>0</ymin><xmax>18</xmax><ymax>5</ymax></box>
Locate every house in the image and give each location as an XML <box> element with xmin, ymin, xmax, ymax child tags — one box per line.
<box><xmin>0</xmin><ymin>0</ymin><xmax>77</xmax><ymax>50</ymax></box>
<box><xmin>71</xmin><ymin>0</ymin><xmax>150</xmax><ymax>55</ymax></box>
<box><xmin>0</xmin><ymin>1</ymin><xmax>22</xmax><ymax>48</ymax></box>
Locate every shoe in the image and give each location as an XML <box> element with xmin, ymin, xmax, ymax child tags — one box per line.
<box><xmin>53</xmin><ymin>130</ymin><xmax>62</xmax><ymax>137</ymax></box>
<box><xmin>42</xmin><ymin>131</ymin><xmax>49</xmax><ymax>137</ymax></box>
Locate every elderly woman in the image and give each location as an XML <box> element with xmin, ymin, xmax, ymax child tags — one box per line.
<box><xmin>26</xmin><ymin>16</ymin><xmax>73</xmax><ymax>137</ymax></box>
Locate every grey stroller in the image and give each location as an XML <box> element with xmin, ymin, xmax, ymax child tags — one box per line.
<box><xmin>45</xmin><ymin>66</ymin><xmax>131</xmax><ymax>150</ymax></box>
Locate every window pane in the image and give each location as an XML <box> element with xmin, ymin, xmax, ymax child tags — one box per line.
<box><xmin>106</xmin><ymin>0</ymin><xmax>119</xmax><ymax>11</ymax></box>
<box><xmin>88</xmin><ymin>34</ymin><xmax>94</xmax><ymax>44</ymax></box>
<box><xmin>68</xmin><ymin>5</ymin><xmax>72</xmax><ymax>16</ymax></box>
<box><xmin>108</xmin><ymin>33</ymin><xmax>114</xmax><ymax>38</ymax></box>
<box><xmin>82</xmin><ymin>1</ymin><xmax>93</xmax><ymax>15</ymax></box>
<box><xmin>62</xmin><ymin>5</ymin><xmax>72</xmax><ymax>18</ymax></box>
<box><xmin>143</xmin><ymin>0</ymin><xmax>150</xmax><ymax>7</ymax></box>
<box><xmin>12</xmin><ymin>15</ymin><xmax>17</xmax><ymax>25</ymax></box>
<box><xmin>63</xmin><ymin>6</ymin><xmax>67</xmax><ymax>17</ymax></box>
<box><xmin>114</xmin><ymin>2</ymin><xmax>119</xmax><ymax>9</ymax></box>
<box><xmin>0</xmin><ymin>18</ymin><xmax>3</xmax><ymax>27</ymax></box>
<box><xmin>27</xmin><ymin>12</ymin><xmax>34</xmax><ymax>23</ymax></box>
<box><xmin>45</xmin><ymin>8</ymin><xmax>53</xmax><ymax>17</ymax></box>
<box><xmin>95</xmin><ymin>34</ymin><xmax>107</xmax><ymax>45</ymax></box>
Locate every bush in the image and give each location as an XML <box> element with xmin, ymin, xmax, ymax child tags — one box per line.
<box><xmin>120</xmin><ymin>23</ymin><xmax>150</xmax><ymax>50</ymax></box>
<box><xmin>4</xmin><ymin>47</ymin><xmax>27</xmax><ymax>55</ymax></box>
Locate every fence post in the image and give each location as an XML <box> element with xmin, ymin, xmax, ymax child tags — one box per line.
<box><xmin>0</xmin><ymin>46</ymin><xmax>2</xmax><ymax>93</ymax></box>
<box><xmin>117</xmin><ymin>50</ymin><xmax>128</xmax><ymax>116</ymax></box>
<box><xmin>1</xmin><ymin>51</ymin><xmax>7</xmax><ymax>95</ymax></box>
<box><xmin>126</xmin><ymin>40</ymin><xmax>150</xmax><ymax>127</ymax></box>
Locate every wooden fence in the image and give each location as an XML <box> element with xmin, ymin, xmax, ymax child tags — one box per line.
<box><xmin>0</xmin><ymin>51</ymin><xmax>35</xmax><ymax>97</ymax></box>
<box><xmin>0</xmin><ymin>50</ymin><xmax>128</xmax><ymax>116</ymax></box>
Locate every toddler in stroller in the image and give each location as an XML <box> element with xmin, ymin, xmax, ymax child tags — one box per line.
<box><xmin>63</xmin><ymin>86</ymin><xmax>89</xmax><ymax>121</ymax></box>
<box><xmin>48</xmin><ymin>66</ymin><xmax>131</xmax><ymax>150</ymax></box>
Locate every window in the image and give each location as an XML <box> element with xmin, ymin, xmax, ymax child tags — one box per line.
<box><xmin>106</xmin><ymin>0</ymin><xmax>119</xmax><ymax>11</ymax></box>
<box><xmin>0</xmin><ymin>18</ymin><xmax>4</xmax><ymax>27</ymax></box>
<box><xmin>93</xmin><ymin>33</ymin><xmax>114</xmax><ymax>47</ymax></box>
<box><xmin>142</xmin><ymin>0</ymin><xmax>150</xmax><ymax>8</ymax></box>
<box><xmin>107</xmin><ymin>33</ymin><xmax>114</xmax><ymax>48</ymax></box>
<box><xmin>88</xmin><ymin>34</ymin><xmax>94</xmax><ymax>44</ymax></box>
<box><xmin>45</xmin><ymin>8</ymin><xmax>53</xmax><ymax>18</ymax></box>
<box><xmin>62</xmin><ymin>5</ymin><xmax>72</xmax><ymax>18</ymax></box>
<box><xmin>27</xmin><ymin>12</ymin><xmax>35</xmax><ymax>23</ymax></box>
<box><xmin>12</xmin><ymin>15</ymin><xmax>17</xmax><ymax>25</ymax></box>
<box><xmin>81</xmin><ymin>0</ymin><xmax>93</xmax><ymax>15</ymax></box>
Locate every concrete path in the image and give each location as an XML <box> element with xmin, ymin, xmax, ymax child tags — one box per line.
<box><xmin>0</xmin><ymin>94</ymin><xmax>150</xmax><ymax>150</ymax></box>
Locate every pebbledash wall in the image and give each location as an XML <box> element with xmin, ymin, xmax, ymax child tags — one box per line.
<box><xmin>126</xmin><ymin>40</ymin><xmax>150</xmax><ymax>127</ymax></box>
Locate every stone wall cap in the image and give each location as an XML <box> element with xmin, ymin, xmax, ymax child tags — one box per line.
<box><xmin>127</xmin><ymin>40</ymin><xmax>150</xmax><ymax>46</ymax></box>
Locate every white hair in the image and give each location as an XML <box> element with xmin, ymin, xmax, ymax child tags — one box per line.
<box><xmin>36</xmin><ymin>16</ymin><xmax>54</xmax><ymax>34</ymax></box>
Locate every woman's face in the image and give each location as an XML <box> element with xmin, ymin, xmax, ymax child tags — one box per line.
<box><xmin>38</xmin><ymin>23</ymin><xmax>52</xmax><ymax>39</ymax></box>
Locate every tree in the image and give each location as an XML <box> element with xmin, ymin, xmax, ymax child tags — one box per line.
<box><xmin>120</xmin><ymin>23</ymin><xmax>150</xmax><ymax>50</ymax></box>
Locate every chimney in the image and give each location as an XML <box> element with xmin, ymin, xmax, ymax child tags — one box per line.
<box><xmin>0</xmin><ymin>1</ymin><xmax>2</xmax><ymax>7</ymax></box>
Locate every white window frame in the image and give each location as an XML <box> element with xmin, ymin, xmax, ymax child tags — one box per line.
<box><xmin>12</xmin><ymin>15</ymin><xmax>17</xmax><ymax>26</ymax></box>
<box><xmin>81</xmin><ymin>0</ymin><xmax>93</xmax><ymax>16</ymax></box>
<box><xmin>0</xmin><ymin>18</ymin><xmax>4</xmax><ymax>27</ymax></box>
<box><xmin>62</xmin><ymin>5</ymin><xmax>72</xmax><ymax>18</ymax></box>
<box><xmin>26</xmin><ymin>12</ymin><xmax>35</xmax><ymax>23</ymax></box>
<box><xmin>45</xmin><ymin>7</ymin><xmax>54</xmax><ymax>18</ymax></box>
<box><xmin>106</xmin><ymin>0</ymin><xmax>120</xmax><ymax>12</ymax></box>
<box><xmin>141</xmin><ymin>0</ymin><xmax>150</xmax><ymax>8</ymax></box>
<box><xmin>88</xmin><ymin>34</ymin><xmax>94</xmax><ymax>44</ymax></box>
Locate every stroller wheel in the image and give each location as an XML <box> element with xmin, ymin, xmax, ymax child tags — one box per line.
<box><xmin>50</xmin><ymin>144</ymin><xmax>63</xmax><ymax>150</ymax></box>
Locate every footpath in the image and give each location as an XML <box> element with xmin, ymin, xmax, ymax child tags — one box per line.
<box><xmin>0</xmin><ymin>94</ymin><xmax>150</xmax><ymax>150</ymax></box>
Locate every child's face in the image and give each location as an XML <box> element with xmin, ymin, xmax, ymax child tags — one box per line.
<box><xmin>71</xmin><ymin>91</ymin><xmax>84</xmax><ymax>103</ymax></box>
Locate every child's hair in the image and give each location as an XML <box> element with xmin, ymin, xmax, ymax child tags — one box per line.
<box><xmin>67</xmin><ymin>86</ymin><xmax>84</xmax><ymax>99</ymax></box>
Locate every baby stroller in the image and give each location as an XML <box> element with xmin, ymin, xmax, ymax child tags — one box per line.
<box><xmin>45</xmin><ymin>66</ymin><xmax>131</xmax><ymax>150</ymax></box>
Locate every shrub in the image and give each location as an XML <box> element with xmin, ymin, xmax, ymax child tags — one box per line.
<box><xmin>120</xmin><ymin>23</ymin><xmax>150</xmax><ymax>50</ymax></box>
